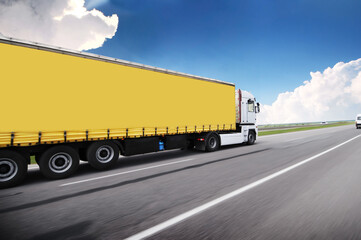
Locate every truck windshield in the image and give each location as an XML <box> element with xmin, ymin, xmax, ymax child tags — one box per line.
<box><xmin>358</xmin><ymin>116</ymin><xmax>361</xmax><ymax>120</ymax></box>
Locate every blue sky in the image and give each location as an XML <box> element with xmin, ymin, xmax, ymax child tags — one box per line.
<box><xmin>85</xmin><ymin>0</ymin><xmax>361</xmax><ymax>105</ymax></box>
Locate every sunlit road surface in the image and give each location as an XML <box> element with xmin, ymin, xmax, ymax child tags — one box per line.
<box><xmin>1</xmin><ymin>125</ymin><xmax>361</xmax><ymax>239</ymax></box>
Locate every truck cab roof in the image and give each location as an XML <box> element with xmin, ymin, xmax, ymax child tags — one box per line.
<box><xmin>240</xmin><ymin>90</ymin><xmax>255</xmax><ymax>99</ymax></box>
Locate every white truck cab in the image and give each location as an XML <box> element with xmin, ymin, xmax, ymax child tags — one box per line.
<box><xmin>356</xmin><ymin>114</ymin><xmax>361</xmax><ymax>129</ymax></box>
<box><xmin>231</xmin><ymin>89</ymin><xmax>260</xmax><ymax>144</ymax></box>
<box><xmin>235</xmin><ymin>89</ymin><xmax>260</xmax><ymax>124</ymax></box>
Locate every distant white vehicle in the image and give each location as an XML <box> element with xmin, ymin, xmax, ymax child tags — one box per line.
<box><xmin>320</xmin><ymin>121</ymin><xmax>328</xmax><ymax>125</ymax></box>
<box><xmin>356</xmin><ymin>114</ymin><xmax>361</xmax><ymax>129</ymax></box>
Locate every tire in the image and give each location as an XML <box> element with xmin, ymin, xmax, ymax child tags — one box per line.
<box><xmin>86</xmin><ymin>141</ymin><xmax>119</xmax><ymax>170</ymax></box>
<box><xmin>0</xmin><ymin>150</ymin><xmax>28</xmax><ymax>188</ymax></box>
<box><xmin>39</xmin><ymin>145</ymin><xmax>79</xmax><ymax>179</ymax></box>
<box><xmin>247</xmin><ymin>131</ymin><xmax>256</xmax><ymax>145</ymax></box>
<box><xmin>205</xmin><ymin>133</ymin><xmax>220</xmax><ymax>152</ymax></box>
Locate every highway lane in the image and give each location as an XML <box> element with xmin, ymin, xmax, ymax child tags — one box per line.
<box><xmin>0</xmin><ymin>125</ymin><xmax>360</xmax><ymax>239</ymax></box>
<box><xmin>147</xmin><ymin>128</ymin><xmax>361</xmax><ymax>239</ymax></box>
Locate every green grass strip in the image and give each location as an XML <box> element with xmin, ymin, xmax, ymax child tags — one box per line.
<box><xmin>30</xmin><ymin>155</ymin><xmax>36</xmax><ymax>165</ymax></box>
<box><xmin>259</xmin><ymin>122</ymin><xmax>354</xmax><ymax>136</ymax></box>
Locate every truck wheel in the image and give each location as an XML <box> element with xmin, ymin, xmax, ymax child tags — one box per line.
<box><xmin>247</xmin><ymin>131</ymin><xmax>256</xmax><ymax>145</ymax></box>
<box><xmin>205</xmin><ymin>133</ymin><xmax>220</xmax><ymax>152</ymax></box>
<box><xmin>0</xmin><ymin>150</ymin><xmax>27</xmax><ymax>188</ymax></box>
<box><xmin>86</xmin><ymin>141</ymin><xmax>119</xmax><ymax>170</ymax></box>
<box><xmin>39</xmin><ymin>145</ymin><xmax>79</xmax><ymax>179</ymax></box>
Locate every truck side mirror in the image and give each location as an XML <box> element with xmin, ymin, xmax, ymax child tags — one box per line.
<box><xmin>256</xmin><ymin>103</ymin><xmax>260</xmax><ymax>113</ymax></box>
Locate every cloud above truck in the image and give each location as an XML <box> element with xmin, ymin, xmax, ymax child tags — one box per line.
<box><xmin>0</xmin><ymin>0</ymin><xmax>118</xmax><ymax>50</ymax></box>
<box><xmin>258</xmin><ymin>58</ymin><xmax>361</xmax><ymax>124</ymax></box>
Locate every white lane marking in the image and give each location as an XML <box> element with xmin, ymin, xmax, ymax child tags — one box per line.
<box><xmin>60</xmin><ymin>158</ymin><xmax>194</xmax><ymax>187</ymax></box>
<box><xmin>125</xmin><ymin>134</ymin><xmax>361</xmax><ymax>240</ymax></box>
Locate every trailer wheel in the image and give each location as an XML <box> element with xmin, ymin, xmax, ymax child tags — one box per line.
<box><xmin>0</xmin><ymin>150</ymin><xmax>28</xmax><ymax>188</ymax></box>
<box><xmin>247</xmin><ymin>131</ymin><xmax>256</xmax><ymax>145</ymax></box>
<box><xmin>86</xmin><ymin>141</ymin><xmax>119</xmax><ymax>170</ymax></box>
<box><xmin>205</xmin><ymin>133</ymin><xmax>220</xmax><ymax>152</ymax></box>
<box><xmin>39</xmin><ymin>145</ymin><xmax>79</xmax><ymax>179</ymax></box>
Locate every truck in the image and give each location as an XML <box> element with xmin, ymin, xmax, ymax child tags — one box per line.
<box><xmin>356</xmin><ymin>114</ymin><xmax>361</xmax><ymax>129</ymax></box>
<box><xmin>0</xmin><ymin>36</ymin><xmax>260</xmax><ymax>188</ymax></box>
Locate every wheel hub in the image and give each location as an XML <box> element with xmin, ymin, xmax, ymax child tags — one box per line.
<box><xmin>100</xmin><ymin>150</ymin><xmax>108</xmax><ymax>158</ymax></box>
<box><xmin>0</xmin><ymin>159</ymin><xmax>18</xmax><ymax>182</ymax></box>
<box><xmin>0</xmin><ymin>164</ymin><xmax>10</xmax><ymax>174</ymax></box>
<box><xmin>55</xmin><ymin>158</ymin><xmax>66</xmax><ymax>167</ymax></box>
<box><xmin>96</xmin><ymin>146</ymin><xmax>114</xmax><ymax>163</ymax></box>
<box><xmin>209</xmin><ymin>137</ymin><xmax>216</xmax><ymax>148</ymax></box>
<box><xmin>49</xmin><ymin>152</ymin><xmax>72</xmax><ymax>173</ymax></box>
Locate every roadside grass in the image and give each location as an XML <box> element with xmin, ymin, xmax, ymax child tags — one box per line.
<box><xmin>259</xmin><ymin>122</ymin><xmax>354</xmax><ymax>136</ymax></box>
<box><xmin>30</xmin><ymin>155</ymin><xmax>36</xmax><ymax>165</ymax></box>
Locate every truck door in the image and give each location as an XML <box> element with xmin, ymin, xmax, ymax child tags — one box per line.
<box><xmin>247</xmin><ymin>99</ymin><xmax>256</xmax><ymax>124</ymax></box>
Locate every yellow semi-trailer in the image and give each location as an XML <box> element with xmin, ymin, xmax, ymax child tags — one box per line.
<box><xmin>0</xmin><ymin>36</ymin><xmax>260</xmax><ymax>188</ymax></box>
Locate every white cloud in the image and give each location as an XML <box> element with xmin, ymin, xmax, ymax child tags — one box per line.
<box><xmin>258</xmin><ymin>58</ymin><xmax>361</xmax><ymax>124</ymax></box>
<box><xmin>0</xmin><ymin>0</ymin><xmax>118</xmax><ymax>50</ymax></box>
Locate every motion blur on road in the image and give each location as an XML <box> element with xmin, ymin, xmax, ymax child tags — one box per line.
<box><xmin>1</xmin><ymin>125</ymin><xmax>361</xmax><ymax>239</ymax></box>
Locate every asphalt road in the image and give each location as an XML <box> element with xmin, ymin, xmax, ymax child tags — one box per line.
<box><xmin>1</xmin><ymin>125</ymin><xmax>361</xmax><ymax>240</ymax></box>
